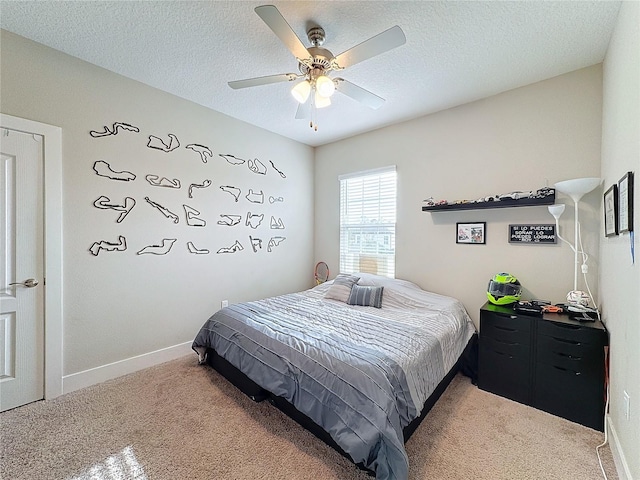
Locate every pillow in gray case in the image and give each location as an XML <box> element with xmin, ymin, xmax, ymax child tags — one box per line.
<box><xmin>324</xmin><ymin>274</ymin><xmax>360</xmax><ymax>303</ymax></box>
<box><xmin>347</xmin><ymin>285</ymin><xmax>384</xmax><ymax>308</ymax></box>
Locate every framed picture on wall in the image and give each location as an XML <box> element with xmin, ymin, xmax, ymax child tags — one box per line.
<box><xmin>456</xmin><ymin>222</ymin><xmax>486</xmax><ymax>244</ymax></box>
<box><xmin>603</xmin><ymin>184</ymin><xmax>619</xmax><ymax>237</ymax></box>
<box><xmin>618</xmin><ymin>171</ymin><xmax>634</xmax><ymax>233</ymax></box>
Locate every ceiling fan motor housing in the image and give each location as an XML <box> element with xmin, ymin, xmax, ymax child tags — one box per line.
<box><xmin>299</xmin><ymin>46</ymin><xmax>334</xmax><ymax>75</ymax></box>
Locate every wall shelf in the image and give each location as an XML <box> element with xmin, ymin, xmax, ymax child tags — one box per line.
<box><xmin>422</xmin><ymin>191</ymin><xmax>555</xmax><ymax>212</ymax></box>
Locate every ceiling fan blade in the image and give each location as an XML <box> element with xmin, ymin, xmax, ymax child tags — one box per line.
<box><xmin>334</xmin><ymin>26</ymin><xmax>406</xmax><ymax>69</ymax></box>
<box><xmin>255</xmin><ymin>5</ymin><xmax>310</xmax><ymax>61</ymax></box>
<box><xmin>228</xmin><ymin>73</ymin><xmax>299</xmax><ymax>89</ymax></box>
<box><xmin>295</xmin><ymin>101</ymin><xmax>311</xmax><ymax>120</ymax></box>
<box><xmin>334</xmin><ymin>78</ymin><xmax>385</xmax><ymax>109</ymax></box>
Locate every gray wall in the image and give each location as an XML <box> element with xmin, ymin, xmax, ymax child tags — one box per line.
<box><xmin>600</xmin><ymin>1</ymin><xmax>640</xmax><ymax>477</ymax></box>
<box><xmin>1</xmin><ymin>30</ymin><xmax>314</xmax><ymax>377</ymax></box>
<box><xmin>314</xmin><ymin>66</ymin><xmax>603</xmax><ymax>327</ymax></box>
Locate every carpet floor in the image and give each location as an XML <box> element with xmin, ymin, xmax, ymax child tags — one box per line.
<box><xmin>0</xmin><ymin>354</ymin><xmax>617</xmax><ymax>480</ymax></box>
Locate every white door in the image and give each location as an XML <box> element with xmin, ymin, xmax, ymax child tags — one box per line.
<box><xmin>0</xmin><ymin>128</ymin><xmax>45</xmax><ymax>412</ymax></box>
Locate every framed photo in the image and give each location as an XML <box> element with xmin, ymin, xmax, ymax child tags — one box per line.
<box><xmin>603</xmin><ymin>184</ymin><xmax>619</xmax><ymax>237</ymax></box>
<box><xmin>456</xmin><ymin>222</ymin><xmax>486</xmax><ymax>244</ymax></box>
<box><xmin>618</xmin><ymin>171</ymin><xmax>634</xmax><ymax>233</ymax></box>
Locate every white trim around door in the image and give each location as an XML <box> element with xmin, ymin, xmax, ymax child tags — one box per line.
<box><xmin>1</xmin><ymin>113</ymin><xmax>63</xmax><ymax>400</ymax></box>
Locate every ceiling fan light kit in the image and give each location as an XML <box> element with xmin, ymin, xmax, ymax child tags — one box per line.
<box><xmin>229</xmin><ymin>5</ymin><xmax>406</xmax><ymax>131</ymax></box>
<box><xmin>314</xmin><ymin>75</ymin><xmax>335</xmax><ymax>98</ymax></box>
<box><xmin>314</xmin><ymin>91</ymin><xmax>331</xmax><ymax>108</ymax></box>
<box><xmin>291</xmin><ymin>80</ymin><xmax>311</xmax><ymax>103</ymax></box>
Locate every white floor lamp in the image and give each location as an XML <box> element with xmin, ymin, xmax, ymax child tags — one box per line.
<box><xmin>548</xmin><ymin>177</ymin><xmax>601</xmax><ymax>307</ymax></box>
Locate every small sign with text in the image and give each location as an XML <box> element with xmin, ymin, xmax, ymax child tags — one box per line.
<box><xmin>509</xmin><ymin>224</ymin><xmax>556</xmax><ymax>244</ymax></box>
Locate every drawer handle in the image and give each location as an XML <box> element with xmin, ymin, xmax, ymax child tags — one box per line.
<box><xmin>550</xmin><ymin>323</ymin><xmax>580</xmax><ymax>330</ymax></box>
<box><xmin>493</xmin><ymin>339</ymin><xmax>520</xmax><ymax>346</ymax></box>
<box><xmin>553</xmin><ymin>365</ymin><xmax>581</xmax><ymax>376</ymax></box>
<box><xmin>495</xmin><ymin>351</ymin><xmax>514</xmax><ymax>359</ymax></box>
<box><xmin>554</xmin><ymin>351</ymin><xmax>582</xmax><ymax>361</ymax></box>
<box><xmin>495</xmin><ymin>325</ymin><xmax>518</xmax><ymax>332</ymax></box>
<box><xmin>552</xmin><ymin>336</ymin><xmax>582</xmax><ymax>346</ymax></box>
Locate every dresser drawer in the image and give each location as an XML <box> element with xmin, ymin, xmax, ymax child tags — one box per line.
<box><xmin>479</xmin><ymin>339</ymin><xmax>531</xmax><ymax>404</ymax></box>
<box><xmin>538</xmin><ymin>319</ymin><xmax>606</xmax><ymax>345</ymax></box>
<box><xmin>536</xmin><ymin>334</ymin><xmax>604</xmax><ymax>371</ymax></box>
<box><xmin>480</xmin><ymin>311</ymin><xmax>532</xmax><ymax>345</ymax></box>
<box><xmin>533</xmin><ymin>362</ymin><xmax>605</xmax><ymax>430</ymax></box>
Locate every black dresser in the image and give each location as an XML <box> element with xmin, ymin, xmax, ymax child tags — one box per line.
<box><xmin>478</xmin><ymin>302</ymin><xmax>608</xmax><ymax>431</ymax></box>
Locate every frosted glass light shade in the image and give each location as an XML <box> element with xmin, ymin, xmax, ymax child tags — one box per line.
<box><xmin>548</xmin><ymin>203</ymin><xmax>566</xmax><ymax>220</ymax></box>
<box><xmin>314</xmin><ymin>91</ymin><xmax>331</xmax><ymax>108</ymax></box>
<box><xmin>291</xmin><ymin>80</ymin><xmax>311</xmax><ymax>103</ymax></box>
<box><xmin>554</xmin><ymin>178</ymin><xmax>601</xmax><ymax>203</ymax></box>
<box><xmin>315</xmin><ymin>75</ymin><xmax>335</xmax><ymax>98</ymax></box>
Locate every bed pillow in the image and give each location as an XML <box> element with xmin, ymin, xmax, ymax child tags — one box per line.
<box><xmin>324</xmin><ymin>274</ymin><xmax>360</xmax><ymax>302</ymax></box>
<box><xmin>347</xmin><ymin>285</ymin><xmax>384</xmax><ymax>308</ymax></box>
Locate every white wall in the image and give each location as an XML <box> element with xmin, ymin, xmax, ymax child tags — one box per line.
<box><xmin>600</xmin><ymin>2</ymin><xmax>640</xmax><ymax>478</ymax></box>
<box><xmin>315</xmin><ymin>66</ymin><xmax>603</xmax><ymax>327</ymax></box>
<box><xmin>1</xmin><ymin>31</ymin><xmax>314</xmax><ymax>385</ymax></box>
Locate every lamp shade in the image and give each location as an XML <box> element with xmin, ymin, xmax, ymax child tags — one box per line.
<box><xmin>291</xmin><ymin>80</ymin><xmax>311</xmax><ymax>103</ymax></box>
<box><xmin>315</xmin><ymin>75</ymin><xmax>335</xmax><ymax>98</ymax></box>
<box><xmin>548</xmin><ymin>203</ymin><xmax>566</xmax><ymax>220</ymax></box>
<box><xmin>314</xmin><ymin>90</ymin><xmax>331</xmax><ymax>108</ymax></box>
<box><xmin>554</xmin><ymin>178</ymin><xmax>601</xmax><ymax>203</ymax></box>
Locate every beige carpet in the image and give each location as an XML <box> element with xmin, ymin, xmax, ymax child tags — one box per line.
<box><xmin>1</xmin><ymin>354</ymin><xmax>617</xmax><ymax>480</ymax></box>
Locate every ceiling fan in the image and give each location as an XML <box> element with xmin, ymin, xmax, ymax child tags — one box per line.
<box><xmin>228</xmin><ymin>5</ymin><xmax>406</xmax><ymax>130</ymax></box>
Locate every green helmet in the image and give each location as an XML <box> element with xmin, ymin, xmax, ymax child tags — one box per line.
<box><xmin>487</xmin><ymin>273</ymin><xmax>522</xmax><ymax>305</ymax></box>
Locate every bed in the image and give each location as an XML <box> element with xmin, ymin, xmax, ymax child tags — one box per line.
<box><xmin>192</xmin><ymin>273</ymin><xmax>477</xmax><ymax>480</ymax></box>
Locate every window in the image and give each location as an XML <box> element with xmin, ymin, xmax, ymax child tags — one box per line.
<box><xmin>339</xmin><ymin>166</ymin><xmax>396</xmax><ymax>278</ymax></box>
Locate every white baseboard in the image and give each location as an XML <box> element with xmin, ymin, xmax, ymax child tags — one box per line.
<box><xmin>607</xmin><ymin>415</ymin><xmax>633</xmax><ymax>480</ymax></box>
<box><xmin>62</xmin><ymin>341</ymin><xmax>193</xmax><ymax>394</ymax></box>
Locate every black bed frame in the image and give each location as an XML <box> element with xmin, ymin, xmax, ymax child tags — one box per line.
<box><xmin>206</xmin><ymin>334</ymin><xmax>478</xmax><ymax>474</ymax></box>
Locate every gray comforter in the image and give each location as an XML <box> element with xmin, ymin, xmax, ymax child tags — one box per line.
<box><xmin>192</xmin><ymin>277</ymin><xmax>475</xmax><ymax>480</ymax></box>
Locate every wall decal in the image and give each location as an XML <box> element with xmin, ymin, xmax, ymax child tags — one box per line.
<box><xmin>187</xmin><ymin>241</ymin><xmax>210</xmax><ymax>254</ymax></box>
<box><xmin>267</xmin><ymin>236</ymin><xmax>286</xmax><ymax>252</ymax></box>
<box><xmin>217</xmin><ymin>214</ymin><xmax>242</xmax><ymax>226</ymax></box>
<box><xmin>219</xmin><ymin>154</ymin><xmax>246</xmax><ymax>165</ymax></box>
<box><xmin>186</xmin><ymin>144</ymin><xmax>213</xmax><ymax>163</ymax></box>
<box><xmin>245</xmin><ymin>189</ymin><xmax>264</xmax><ymax>204</ymax></box>
<box><xmin>147</xmin><ymin>133</ymin><xmax>180</xmax><ymax>152</ymax></box>
<box><xmin>144</xmin><ymin>196</ymin><xmax>179</xmax><ymax>223</ymax></box>
<box><xmin>188</xmin><ymin>179</ymin><xmax>212</xmax><ymax>198</ymax></box>
<box><xmin>248</xmin><ymin>158</ymin><xmax>267</xmax><ymax>175</ymax></box>
<box><xmin>145</xmin><ymin>174</ymin><xmax>181</xmax><ymax>189</ymax></box>
<box><xmin>183</xmin><ymin>204</ymin><xmax>206</xmax><ymax>227</ymax></box>
<box><xmin>89</xmin><ymin>235</ymin><xmax>127</xmax><ymax>256</ymax></box>
<box><xmin>90</xmin><ymin>122</ymin><xmax>139</xmax><ymax>138</ymax></box>
<box><xmin>137</xmin><ymin>238</ymin><xmax>177</xmax><ymax>255</ymax></box>
<box><xmin>246</xmin><ymin>212</ymin><xmax>264</xmax><ymax>229</ymax></box>
<box><xmin>216</xmin><ymin>240</ymin><xmax>244</xmax><ymax>254</ymax></box>
<box><xmin>269</xmin><ymin>160</ymin><xmax>286</xmax><ymax>179</ymax></box>
<box><xmin>93</xmin><ymin>160</ymin><xmax>136</xmax><ymax>182</ymax></box>
<box><xmin>249</xmin><ymin>235</ymin><xmax>262</xmax><ymax>253</ymax></box>
<box><xmin>93</xmin><ymin>195</ymin><xmax>136</xmax><ymax>223</ymax></box>
<box><xmin>269</xmin><ymin>196</ymin><xmax>284</xmax><ymax>204</ymax></box>
<box><xmin>220</xmin><ymin>185</ymin><xmax>241</xmax><ymax>202</ymax></box>
<box><xmin>270</xmin><ymin>216</ymin><xmax>285</xmax><ymax>229</ymax></box>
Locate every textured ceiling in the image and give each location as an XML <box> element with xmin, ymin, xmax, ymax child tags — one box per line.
<box><xmin>0</xmin><ymin>1</ymin><xmax>621</xmax><ymax>147</ymax></box>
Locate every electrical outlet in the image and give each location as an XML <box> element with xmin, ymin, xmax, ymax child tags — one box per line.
<box><xmin>623</xmin><ymin>391</ymin><xmax>630</xmax><ymax>420</ymax></box>
<box><xmin>221</xmin><ymin>300</ymin><xmax>229</xmax><ymax>309</ymax></box>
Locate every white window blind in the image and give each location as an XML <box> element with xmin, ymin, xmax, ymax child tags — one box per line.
<box><xmin>339</xmin><ymin>167</ymin><xmax>396</xmax><ymax>278</ymax></box>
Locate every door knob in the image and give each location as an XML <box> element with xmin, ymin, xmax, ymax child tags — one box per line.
<box><xmin>9</xmin><ymin>278</ymin><xmax>39</xmax><ymax>288</ymax></box>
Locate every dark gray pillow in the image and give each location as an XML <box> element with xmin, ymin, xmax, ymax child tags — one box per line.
<box><xmin>324</xmin><ymin>274</ymin><xmax>360</xmax><ymax>303</ymax></box>
<box><xmin>347</xmin><ymin>285</ymin><xmax>384</xmax><ymax>308</ymax></box>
